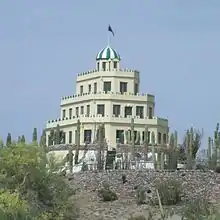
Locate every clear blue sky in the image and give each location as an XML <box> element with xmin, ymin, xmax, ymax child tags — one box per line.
<box><xmin>0</xmin><ymin>1</ymin><xmax>219</xmax><ymax>146</ymax></box>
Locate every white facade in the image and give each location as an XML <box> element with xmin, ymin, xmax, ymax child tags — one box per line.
<box><xmin>45</xmin><ymin>44</ymin><xmax>169</xmax><ymax>149</ymax></box>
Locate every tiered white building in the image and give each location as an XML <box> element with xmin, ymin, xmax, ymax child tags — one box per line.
<box><xmin>46</xmin><ymin>44</ymin><xmax>169</xmax><ymax>148</ymax></box>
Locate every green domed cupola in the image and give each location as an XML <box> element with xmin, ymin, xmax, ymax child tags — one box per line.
<box><xmin>96</xmin><ymin>45</ymin><xmax>120</xmax><ymax>61</ymax></box>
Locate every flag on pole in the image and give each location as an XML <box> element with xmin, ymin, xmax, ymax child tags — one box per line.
<box><xmin>108</xmin><ymin>25</ymin><xmax>114</xmax><ymax>36</ymax></box>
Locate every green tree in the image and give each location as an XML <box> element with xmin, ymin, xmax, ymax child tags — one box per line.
<box><xmin>6</xmin><ymin>133</ymin><xmax>12</xmax><ymax>147</ymax></box>
<box><xmin>32</xmin><ymin>128</ymin><xmax>38</xmax><ymax>144</ymax></box>
<box><xmin>17</xmin><ymin>136</ymin><xmax>21</xmax><ymax>144</ymax></box>
<box><xmin>0</xmin><ymin>143</ymin><xmax>78</xmax><ymax>219</ymax></box>
<box><xmin>0</xmin><ymin>139</ymin><xmax>4</xmax><ymax>147</ymax></box>
<box><xmin>20</xmin><ymin>135</ymin><xmax>26</xmax><ymax>144</ymax></box>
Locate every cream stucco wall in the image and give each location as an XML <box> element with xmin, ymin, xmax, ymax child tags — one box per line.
<box><xmin>45</xmin><ymin>57</ymin><xmax>169</xmax><ymax>149</ymax></box>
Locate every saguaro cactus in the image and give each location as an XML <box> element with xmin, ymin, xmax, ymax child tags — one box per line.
<box><xmin>32</xmin><ymin>128</ymin><xmax>38</xmax><ymax>144</ymax></box>
<box><xmin>167</xmin><ymin>131</ymin><xmax>178</xmax><ymax>170</ymax></box>
<box><xmin>68</xmin><ymin>148</ymin><xmax>74</xmax><ymax>173</ymax></box>
<box><xmin>40</xmin><ymin>129</ymin><xmax>47</xmax><ymax>148</ymax></box>
<box><xmin>207</xmin><ymin>123</ymin><xmax>220</xmax><ymax>169</ymax></box>
<box><xmin>74</xmin><ymin>119</ymin><xmax>80</xmax><ymax>165</ymax></box>
<box><xmin>151</xmin><ymin>132</ymin><xmax>156</xmax><ymax>168</ymax></box>
<box><xmin>207</xmin><ymin>137</ymin><xmax>212</xmax><ymax>169</ymax></box>
<box><xmin>54</xmin><ymin>124</ymin><xmax>61</xmax><ymax>145</ymax></box>
<box><xmin>97</xmin><ymin>123</ymin><xmax>105</xmax><ymax>170</ymax></box>
<box><xmin>143</xmin><ymin>126</ymin><xmax>148</xmax><ymax>161</ymax></box>
<box><xmin>185</xmin><ymin>128</ymin><xmax>194</xmax><ymax>169</ymax></box>
<box><xmin>48</xmin><ymin>130</ymin><xmax>55</xmax><ymax>146</ymax></box>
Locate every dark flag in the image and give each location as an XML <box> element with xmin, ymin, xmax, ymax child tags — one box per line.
<box><xmin>108</xmin><ymin>25</ymin><xmax>115</xmax><ymax>36</ymax></box>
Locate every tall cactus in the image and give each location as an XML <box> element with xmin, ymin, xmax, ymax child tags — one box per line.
<box><xmin>207</xmin><ymin>137</ymin><xmax>212</xmax><ymax>169</ymax></box>
<box><xmin>167</xmin><ymin>131</ymin><xmax>178</xmax><ymax>170</ymax></box>
<box><xmin>97</xmin><ymin>123</ymin><xmax>105</xmax><ymax>170</ymax></box>
<box><xmin>68</xmin><ymin>148</ymin><xmax>74</xmax><ymax>173</ymax></box>
<box><xmin>131</xmin><ymin>118</ymin><xmax>135</xmax><ymax>148</ymax></box>
<box><xmin>54</xmin><ymin>124</ymin><xmax>61</xmax><ymax>145</ymax></box>
<box><xmin>151</xmin><ymin>132</ymin><xmax>156</xmax><ymax>168</ymax></box>
<box><xmin>143</xmin><ymin>126</ymin><xmax>148</xmax><ymax>161</ymax></box>
<box><xmin>185</xmin><ymin>129</ymin><xmax>193</xmax><ymax>170</ymax></box>
<box><xmin>208</xmin><ymin>123</ymin><xmax>220</xmax><ymax>169</ymax></box>
<box><xmin>74</xmin><ymin>119</ymin><xmax>80</xmax><ymax>165</ymax></box>
<box><xmin>49</xmin><ymin>130</ymin><xmax>55</xmax><ymax>146</ymax></box>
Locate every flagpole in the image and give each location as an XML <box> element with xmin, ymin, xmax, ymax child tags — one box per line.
<box><xmin>108</xmin><ymin>33</ymin><xmax>110</xmax><ymax>46</ymax></box>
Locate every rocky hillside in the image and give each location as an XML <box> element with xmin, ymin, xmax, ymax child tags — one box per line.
<box><xmin>69</xmin><ymin>170</ymin><xmax>220</xmax><ymax>220</ymax></box>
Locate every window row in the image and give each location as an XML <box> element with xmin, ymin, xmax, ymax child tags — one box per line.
<box><xmin>79</xmin><ymin>81</ymin><xmax>139</xmax><ymax>95</ymax></box>
<box><xmin>97</xmin><ymin>61</ymin><xmax>118</xmax><ymax>71</ymax></box>
<box><xmin>49</xmin><ymin>129</ymin><xmax>167</xmax><ymax>145</ymax></box>
<box><xmin>116</xmin><ymin>130</ymin><xmax>167</xmax><ymax>144</ymax></box>
<box><xmin>62</xmin><ymin>105</ymin><xmax>153</xmax><ymax>119</ymax></box>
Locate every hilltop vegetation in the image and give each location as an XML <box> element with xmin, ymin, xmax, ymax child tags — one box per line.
<box><xmin>0</xmin><ymin>140</ymin><xmax>78</xmax><ymax>219</ymax></box>
<box><xmin>1</xmin><ymin>123</ymin><xmax>220</xmax><ymax>219</ymax></box>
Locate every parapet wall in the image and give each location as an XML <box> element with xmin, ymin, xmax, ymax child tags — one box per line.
<box><xmin>77</xmin><ymin>68</ymin><xmax>139</xmax><ymax>77</ymax></box>
<box><xmin>60</xmin><ymin>91</ymin><xmax>155</xmax><ymax>106</ymax></box>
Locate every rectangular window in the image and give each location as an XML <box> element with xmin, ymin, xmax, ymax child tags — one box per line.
<box><xmin>80</xmin><ymin>106</ymin><xmax>84</xmax><ymax>115</ymax></box>
<box><xmin>113</xmin><ymin>61</ymin><xmax>117</xmax><ymax>69</ymax></box>
<box><xmin>134</xmin><ymin>83</ymin><xmax>139</xmax><ymax>95</ymax></box>
<box><xmin>102</xmin><ymin>62</ymin><xmax>106</xmax><ymax>71</ymax></box>
<box><xmin>69</xmin><ymin>131</ymin><xmax>72</xmax><ymax>144</ymax></box>
<box><xmin>113</xmin><ymin>105</ymin><xmax>121</xmax><ymax>117</ymax></box>
<box><xmin>103</xmin><ymin>81</ymin><xmax>111</xmax><ymax>92</ymax></box>
<box><xmin>120</xmin><ymin>82</ymin><xmax>128</xmax><ymax>93</ymax></box>
<box><xmin>97</xmin><ymin>62</ymin><xmax>99</xmax><ymax>70</ymax></box>
<box><xmin>97</xmin><ymin>104</ymin><xmax>105</xmax><ymax>116</ymax></box>
<box><xmin>75</xmin><ymin>107</ymin><xmax>79</xmax><ymax>117</ymax></box>
<box><xmin>136</xmin><ymin>106</ymin><xmax>144</xmax><ymax>118</ymax></box>
<box><xmin>86</xmin><ymin>105</ymin><xmax>90</xmax><ymax>116</ymax></box>
<box><xmin>124</xmin><ymin>106</ymin><xmax>132</xmax><ymax>117</ymax></box>
<box><xmin>69</xmin><ymin>108</ymin><xmax>72</xmax><ymax>118</ymax></box>
<box><xmin>62</xmin><ymin>109</ymin><xmax>66</xmax><ymax>118</ymax></box>
<box><xmin>84</xmin><ymin>129</ymin><xmax>92</xmax><ymax>143</ymax></box>
<box><xmin>94</xmin><ymin>82</ymin><xmax>97</xmax><ymax>94</ymax></box>
<box><xmin>158</xmin><ymin>132</ymin><xmax>162</xmax><ymax>144</ymax></box>
<box><xmin>88</xmin><ymin>84</ymin><xmax>91</xmax><ymax>93</ymax></box>
<box><xmin>80</xmin><ymin>85</ymin><xmax>83</xmax><ymax>95</ymax></box>
<box><xmin>149</xmin><ymin>107</ymin><xmax>153</xmax><ymax>119</ymax></box>
<box><xmin>163</xmin><ymin>134</ymin><xmax>167</xmax><ymax>144</ymax></box>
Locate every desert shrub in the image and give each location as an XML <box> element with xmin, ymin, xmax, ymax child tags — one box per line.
<box><xmin>215</xmin><ymin>166</ymin><xmax>220</xmax><ymax>173</ymax></box>
<box><xmin>136</xmin><ymin>186</ymin><xmax>146</xmax><ymax>205</ymax></box>
<box><xmin>181</xmin><ymin>197</ymin><xmax>218</xmax><ymax>219</ymax></box>
<box><xmin>128</xmin><ymin>215</ymin><xmax>146</xmax><ymax>220</ymax></box>
<box><xmin>98</xmin><ymin>183</ymin><xmax>118</xmax><ymax>202</ymax></box>
<box><xmin>122</xmin><ymin>174</ymin><xmax>127</xmax><ymax>183</ymax></box>
<box><xmin>154</xmin><ymin>178</ymin><xmax>181</xmax><ymax>205</ymax></box>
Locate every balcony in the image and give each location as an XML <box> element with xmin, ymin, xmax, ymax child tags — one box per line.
<box><xmin>46</xmin><ymin>115</ymin><xmax>168</xmax><ymax>129</ymax></box>
<box><xmin>60</xmin><ymin>91</ymin><xmax>155</xmax><ymax>106</ymax></box>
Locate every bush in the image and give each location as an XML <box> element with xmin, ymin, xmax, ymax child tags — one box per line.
<box><xmin>215</xmin><ymin>166</ymin><xmax>220</xmax><ymax>173</ymax></box>
<box><xmin>98</xmin><ymin>183</ymin><xmax>118</xmax><ymax>202</ymax></box>
<box><xmin>128</xmin><ymin>215</ymin><xmax>146</xmax><ymax>220</ymax></box>
<box><xmin>182</xmin><ymin>197</ymin><xmax>218</xmax><ymax>219</ymax></box>
<box><xmin>136</xmin><ymin>186</ymin><xmax>146</xmax><ymax>205</ymax></box>
<box><xmin>154</xmin><ymin>178</ymin><xmax>181</xmax><ymax>205</ymax></box>
<box><xmin>0</xmin><ymin>144</ymin><xmax>79</xmax><ymax>219</ymax></box>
